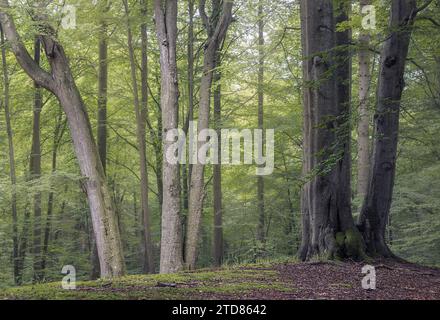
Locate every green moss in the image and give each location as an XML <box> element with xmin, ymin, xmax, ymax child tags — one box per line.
<box><xmin>0</xmin><ymin>263</ymin><xmax>288</xmax><ymax>300</ymax></box>
<box><xmin>344</xmin><ymin>229</ymin><xmax>366</xmax><ymax>260</ymax></box>
<box><xmin>335</xmin><ymin>232</ymin><xmax>345</xmax><ymax>248</ymax></box>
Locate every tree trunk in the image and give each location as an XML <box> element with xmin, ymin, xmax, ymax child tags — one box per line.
<box><xmin>182</xmin><ymin>0</ymin><xmax>195</xmax><ymax>218</ymax></box>
<box><xmin>41</xmin><ymin>108</ymin><xmax>66</xmax><ymax>276</ymax></box>
<box><xmin>212</xmin><ymin>56</ymin><xmax>223</xmax><ymax>267</ymax></box>
<box><xmin>186</xmin><ymin>0</ymin><xmax>233</xmax><ymax>270</ymax></box>
<box><xmin>299</xmin><ymin>0</ymin><xmax>363</xmax><ymax>261</ymax></box>
<box><xmin>0</xmin><ymin>1</ymin><xmax>125</xmax><ymax>278</ymax></box>
<box><xmin>358</xmin><ymin>0</ymin><xmax>418</xmax><ymax>257</ymax></box>
<box><xmin>357</xmin><ymin>0</ymin><xmax>372</xmax><ymax>198</ymax></box>
<box><xmin>0</xmin><ymin>24</ymin><xmax>19</xmax><ymax>285</ymax></box>
<box><xmin>256</xmin><ymin>0</ymin><xmax>265</xmax><ymax>247</ymax></box>
<box><xmin>123</xmin><ymin>0</ymin><xmax>154</xmax><ymax>274</ymax></box>
<box><xmin>93</xmin><ymin>2</ymin><xmax>109</xmax><ymax>278</ymax></box>
<box><xmin>140</xmin><ymin>0</ymin><xmax>155</xmax><ymax>273</ymax></box>
<box><xmin>31</xmin><ymin>36</ymin><xmax>43</xmax><ymax>282</ymax></box>
<box><xmin>154</xmin><ymin>0</ymin><xmax>184</xmax><ymax>274</ymax></box>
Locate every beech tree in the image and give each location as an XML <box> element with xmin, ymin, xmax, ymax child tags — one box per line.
<box><xmin>358</xmin><ymin>0</ymin><xmax>420</xmax><ymax>257</ymax></box>
<box><xmin>299</xmin><ymin>0</ymin><xmax>363</xmax><ymax>261</ymax></box>
<box><xmin>0</xmin><ymin>0</ymin><xmax>125</xmax><ymax>278</ymax></box>
<box><xmin>357</xmin><ymin>0</ymin><xmax>372</xmax><ymax>198</ymax></box>
<box><xmin>154</xmin><ymin>0</ymin><xmax>184</xmax><ymax>274</ymax></box>
<box><xmin>186</xmin><ymin>0</ymin><xmax>233</xmax><ymax>270</ymax></box>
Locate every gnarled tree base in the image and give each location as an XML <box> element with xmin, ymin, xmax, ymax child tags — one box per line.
<box><xmin>299</xmin><ymin>227</ymin><xmax>365</xmax><ymax>262</ymax></box>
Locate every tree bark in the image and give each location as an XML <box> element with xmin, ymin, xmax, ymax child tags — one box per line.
<box><xmin>154</xmin><ymin>0</ymin><xmax>184</xmax><ymax>274</ymax></box>
<box><xmin>358</xmin><ymin>0</ymin><xmax>418</xmax><ymax>257</ymax></box>
<box><xmin>182</xmin><ymin>0</ymin><xmax>195</xmax><ymax>217</ymax></box>
<box><xmin>31</xmin><ymin>37</ymin><xmax>43</xmax><ymax>282</ymax></box>
<box><xmin>299</xmin><ymin>0</ymin><xmax>363</xmax><ymax>261</ymax></box>
<box><xmin>186</xmin><ymin>0</ymin><xmax>233</xmax><ymax>270</ymax></box>
<box><xmin>97</xmin><ymin>1</ymin><xmax>109</xmax><ymax>175</ymax></box>
<box><xmin>93</xmin><ymin>1</ymin><xmax>109</xmax><ymax>278</ymax></box>
<box><xmin>212</xmin><ymin>55</ymin><xmax>223</xmax><ymax>267</ymax></box>
<box><xmin>0</xmin><ymin>1</ymin><xmax>125</xmax><ymax>278</ymax></box>
<box><xmin>357</xmin><ymin>0</ymin><xmax>372</xmax><ymax>198</ymax></box>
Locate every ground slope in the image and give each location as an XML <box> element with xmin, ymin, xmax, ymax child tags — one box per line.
<box><xmin>1</xmin><ymin>260</ymin><xmax>439</xmax><ymax>300</ymax></box>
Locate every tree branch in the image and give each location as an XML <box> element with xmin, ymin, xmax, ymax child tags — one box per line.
<box><xmin>0</xmin><ymin>0</ymin><xmax>53</xmax><ymax>90</ymax></box>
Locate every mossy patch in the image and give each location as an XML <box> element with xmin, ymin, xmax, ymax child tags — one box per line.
<box><xmin>0</xmin><ymin>264</ymin><xmax>286</xmax><ymax>300</ymax></box>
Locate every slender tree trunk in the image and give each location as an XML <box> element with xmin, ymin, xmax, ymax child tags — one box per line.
<box><xmin>41</xmin><ymin>108</ymin><xmax>66</xmax><ymax>275</ymax></box>
<box><xmin>0</xmin><ymin>25</ymin><xmax>19</xmax><ymax>285</ymax></box>
<box><xmin>256</xmin><ymin>0</ymin><xmax>265</xmax><ymax>246</ymax></box>
<box><xmin>154</xmin><ymin>0</ymin><xmax>184</xmax><ymax>274</ymax></box>
<box><xmin>357</xmin><ymin>0</ymin><xmax>372</xmax><ymax>198</ymax></box>
<box><xmin>0</xmin><ymin>1</ymin><xmax>125</xmax><ymax>278</ymax></box>
<box><xmin>299</xmin><ymin>0</ymin><xmax>363</xmax><ymax>261</ymax></box>
<box><xmin>186</xmin><ymin>0</ymin><xmax>233</xmax><ymax>270</ymax></box>
<box><xmin>140</xmin><ymin>0</ymin><xmax>155</xmax><ymax>273</ymax></box>
<box><xmin>182</xmin><ymin>0</ymin><xmax>195</xmax><ymax>217</ymax></box>
<box><xmin>94</xmin><ymin>0</ymin><xmax>110</xmax><ymax>279</ymax></box>
<box><xmin>212</xmin><ymin>57</ymin><xmax>223</xmax><ymax>267</ymax></box>
<box><xmin>123</xmin><ymin>0</ymin><xmax>154</xmax><ymax>273</ymax></box>
<box><xmin>97</xmin><ymin>2</ymin><xmax>108</xmax><ymax>174</ymax></box>
<box><xmin>30</xmin><ymin>37</ymin><xmax>43</xmax><ymax>282</ymax></box>
<box><xmin>358</xmin><ymin>0</ymin><xmax>418</xmax><ymax>257</ymax></box>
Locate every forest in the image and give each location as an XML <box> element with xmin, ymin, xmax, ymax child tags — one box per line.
<box><xmin>0</xmin><ymin>0</ymin><xmax>439</xmax><ymax>300</ymax></box>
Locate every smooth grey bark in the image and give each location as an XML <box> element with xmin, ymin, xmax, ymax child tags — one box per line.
<box><xmin>182</xmin><ymin>0</ymin><xmax>195</xmax><ymax>215</ymax></box>
<box><xmin>358</xmin><ymin>0</ymin><xmax>418</xmax><ymax>257</ymax></box>
<box><xmin>0</xmin><ymin>0</ymin><xmax>125</xmax><ymax>277</ymax></box>
<box><xmin>31</xmin><ymin>37</ymin><xmax>43</xmax><ymax>282</ymax></box>
<box><xmin>357</xmin><ymin>0</ymin><xmax>372</xmax><ymax>198</ymax></box>
<box><xmin>186</xmin><ymin>0</ymin><xmax>233</xmax><ymax>270</ymax></box>
<box><xmin>154</xmin><ymin>0</ymin><xmax>184</xmax><ymax>274</ymax></box>
<box><xmin>299</xmin><ymin>0</ymin><xmax>363</xmax><ymax>261</ymax></box>
<box><xmin>94</xmin><ymin>0</ymin><xmax>109</xmax><ymax>278</ymax></box>
<box><xmin>97</xmin><ymin>1</ymin><xmax>109</xmax><ymax>174</ymax></box>
<box><xmin>139</xmin><ymin>0</ymin><xmax>155</xmax><ymax>273</ymax></box>
<box><xmin>256</xmin><ymin>0</ymin><xmax>265</xmax><ymax>246</ymax></box>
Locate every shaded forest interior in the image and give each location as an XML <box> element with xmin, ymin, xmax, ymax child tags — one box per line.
<box><xmin>0</xmin><ymin>0</ymin><xmax>440</xmax><ymax>288</ymax></box>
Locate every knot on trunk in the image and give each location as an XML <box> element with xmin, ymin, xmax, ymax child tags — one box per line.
<box><xmin>384</xmin><ymin>55</ymin><xmax>397</xmax><ymax>68</ymax></box>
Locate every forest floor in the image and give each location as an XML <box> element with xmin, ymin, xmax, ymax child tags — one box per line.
<box><xmin>1</xmin><ymin>259</ymin><xmax>440</xmax><ymax>300</ymax></box>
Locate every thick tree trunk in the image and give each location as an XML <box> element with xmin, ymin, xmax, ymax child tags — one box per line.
<box><xmin>357</xmin><ymin>0</ymin><xmax>372</xmax><ymax>198</ymax></box>
<box><xmin>154</xmin><ymin>0</ymin><xmax>184</xmax><ymax>274</ymax></box>
<box><xmin>0</xmin><ymin>25</ymin><xmax>19</xmax><ymax>285</ymax></box>
<box><xmin>358</xmin><ymin>0</ymin><xmax>418</xmax><ymax>257</ymax></box>
<box><xmin>0</xmin><ymin>1</ymin><xmax>125</xmax><ymax>278</ymax></box>
<box><xmin>256</xmin><ymin>0</ymin><xmax>265</xmax><ymax>246</ymax></box>
<box><xmin>31</xmin><ymin>37</ymin><xmax>43</xmax><ymax>282</ymax></box>
<box><xmin>299</xmin><ymin>0</ymin><xmax>363</xmax><ymax>261</ymax></box>
<box><xmin>186</xmin><ymin>0</ymin><xmax>233</xmax><ymax>270</ymax></box>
